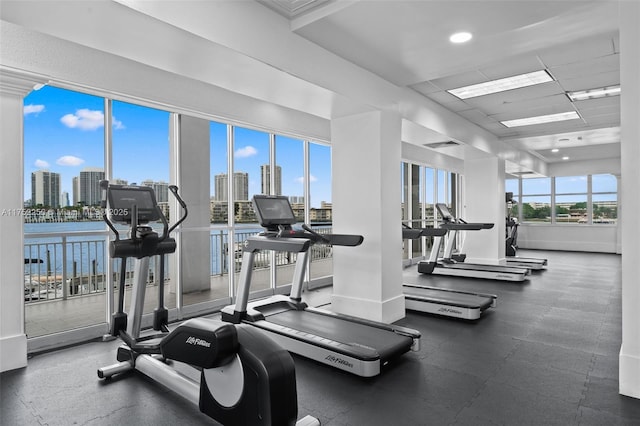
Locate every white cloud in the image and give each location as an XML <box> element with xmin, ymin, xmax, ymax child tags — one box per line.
<box><xmin>112</xmin><ymin>116</ymin><xmax>125</xmax><ymax>130</ymax></box>
<box><xmin>295</xmin><ymin>174</ymin><xmax>318</xmax><ymax>184</ymax></box>
<box><xmin>34</xmin><ymin>159</ymin><xmax>50</xmax><ymax>168</ymax></box>
<box><xmin>60</xmin><ymin>109</ymin><xmax>105</xmax><ymax>130</ymax></box>
<box><xmin>24</xmin><ymin>104</ymin><xmax>45</xmax><ymax>116</ymax></box>
<box><xmin>235</xmin><ymin>146</ymin><xmax>258</xmax><ymax>158</ymax></box>
<box><xmin>56</xmin><ymin>155</ymin><xmax>85</xmax><ymax>166</ymax></box>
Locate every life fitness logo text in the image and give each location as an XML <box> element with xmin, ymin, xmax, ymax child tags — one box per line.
<box><xmin>325</xmin><ymin>355</ymin><xmax>353</xmax><ymax>369</ymax></box>
<box><xmin>186</xmin><ymin>336</ymin><xmax>212</xmax><ymax>348</ymax></box>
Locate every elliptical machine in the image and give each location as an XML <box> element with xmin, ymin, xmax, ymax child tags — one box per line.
<box><xmin>97</xmin><ymin>181</ymin><xmax>319</xmax><ymax>426</ymax></box>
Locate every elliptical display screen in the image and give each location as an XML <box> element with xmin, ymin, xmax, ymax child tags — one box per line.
<box><xmin>107</xmin><ymin>186</ymin><xmax>160</xmax><ymax>223</ymax></box>
<box><xmin>252</xmin><ymin>195</ymin><xmax>296</xmax><ymax>227</ymax></box>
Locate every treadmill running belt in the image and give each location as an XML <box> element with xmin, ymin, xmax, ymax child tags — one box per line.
<box><xmin>404</xmin><ymin>286</ymin><xmax>494</xmax><ymax>310</ymax></box>
<box><xmin>264</xmin><ymin>310</ymin><xmax>413</xmax><ymax>361</ymax></box>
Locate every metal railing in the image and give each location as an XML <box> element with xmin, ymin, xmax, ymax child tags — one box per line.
<box><xmin>24</xmin><ymin>225</ymin><xmax>334</xmax><ymax>303</ymax></box>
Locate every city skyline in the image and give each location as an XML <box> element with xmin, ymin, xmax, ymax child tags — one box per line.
<box><xmin>24</xmin><ymin>85</ymin><xmax>333</xmax><ymax>208</ymax></box>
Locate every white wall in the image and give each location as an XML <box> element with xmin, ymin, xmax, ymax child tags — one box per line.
<box><xmin>517</xmin><ymin>224</ymin><xmax>618</xmax><ymax>253</ymax></box>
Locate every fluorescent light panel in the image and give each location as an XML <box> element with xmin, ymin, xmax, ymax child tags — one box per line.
<box><xmin>447</xmin><ymin>70</ymin><xmax>553</xmax><ymax>99</ymax></box>
<box><xmin>501</xmin><ymin>111</ymin><xmax>580</xmax><ymax>128</ymax></box>
<box><xmin>567</xmin><ymin>85</ymin><xmax>620</xmax><ymax>101</ymax></box>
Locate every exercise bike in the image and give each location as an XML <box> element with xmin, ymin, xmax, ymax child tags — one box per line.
<box><xmin>97</xmin><ymin>181</ymin><xmax>319</xmax><ymax>426</ymax></box>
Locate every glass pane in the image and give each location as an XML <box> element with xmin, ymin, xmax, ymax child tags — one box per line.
<box><xmin>233</xmin><ymin>127</ymin><xmax>270</xmax><ymax>293</ymax></box>
<box><xmin>275</xmin><ymin>135</ymin><xmax>304</xmax><ymax>287</ymax></box>
<box><xmin>23</xmin><ymin>86</ymin><xmax>107</xmax><ymax>337</ymax></box>
<box><xmin>593</xmin><ymin>174</ymin><xmax>617</xmax><ymax>193</ymax></box>
<box><xmin>556</xmin><ymin>176</ymin><xmax>587</xmax><ymax>194</ymax></box>
<box><xmin>401</xmin><ymin>163</ymin><xmax>409</xmax><ymax>260</ymax></box>
<box><xmin>521</xmin><ymin>196</ymin><xmax>551</xmax><ymax>223</ymax></box>
<box><xmin>211</xmin><ymin>122</ymin><xmax>229</xmax><ymax>224</ymax></box>
<box><xmin>506</xmin><ymin>179</ymin><xmax>519</xmax><ymax>196</ymax></box>
<box><xmin>425</xmin><ymin>168</ymin><xmax>435</xmax><ymax>225</ymax></box>
<box><xmin>437</xmin><ymin>169</ymin><xmax>447</xmax><ymax>205</ymax></box>
<box><xmin>555</xmin><ymin>194</ymin><xmax>587</xmax><ymax>223</ymax></box>
<box><xmin>522</xmin><ymin>177</ymin><xmax>551</xmax><ymax>195</ymax></box>
<box><xmin>309</xmin><ymin>142</ymin><xmax>332</xmax><ymax>282</ymax></box>
<box><xmin>411</xmin><ymin>164</ymin><xmax>422</xmax><ymax>258</ymax></box>
<box><xmin>593</xmin><ymin>194</ymin><xmax>617</xmax><ymax>224</ymax></box>
<box><xmin>112</xmin><ymin>100</ymin><xmax>172</xmax><ymax>316</ymax></box>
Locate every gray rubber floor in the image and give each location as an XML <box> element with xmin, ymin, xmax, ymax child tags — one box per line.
<box><xmin>2</xmin><ymin>250</ymin><xmax>640</xmax><ymax>425</ymax></box>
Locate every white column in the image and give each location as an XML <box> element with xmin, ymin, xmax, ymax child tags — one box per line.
<box><xmin>619</xmin><ymin>0</ymin><xmax>640</xmax><ymax>400</ymax></box>
<box><xmin>330</xmin><ymin>110</ymin><xmax>405</xmax><ymax>323</ymax></box>
<box><xmin>0</xmin><ymin>67</ymin><xmax>47</xmax><ymax>372</ymax></box>
<box><xmin>169</xmin><ymin>114</ymin><xmax>211</xmax><ymax>299</ymax></box>
<box><xmin>461</xmin><ymin>149</ymin><xmax>505</xmax><ymax>264</ymax></box>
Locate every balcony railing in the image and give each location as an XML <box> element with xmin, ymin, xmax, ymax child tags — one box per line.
<box><xmin>24</xmin><ymin>225</ymin><xmax>334</xmax><ymax>303</ymax></box>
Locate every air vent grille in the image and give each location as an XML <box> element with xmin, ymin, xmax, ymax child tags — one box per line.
<box><xmin>423</xmin><ymin>140</ymin><xmax>460</xmax><ymax>149</ymax></box>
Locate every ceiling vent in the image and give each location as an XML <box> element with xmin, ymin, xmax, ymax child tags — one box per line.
<box><xmin>423</xmin><ymin>140</ymin><xmax>460</xmax><ymax>149</ymax></box>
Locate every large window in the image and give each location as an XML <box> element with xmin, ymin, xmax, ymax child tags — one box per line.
<box><xmin>511</xmin><ymin>174</ymin><xmax>617</xmax><ymax>225</ymax></box>
<box><xmin>23</xmin><ymin>86</ymin><xmax>107</xmax><ymax>337</ymax></box>
<box><xmin>400</xmin><ymin>163</ymin><xmax>456</xmax><ymax>262</ymax></box>
<box><xmin>22</xmin><ymin>85</ymin><xmax>336</xmax><ymax>349</ymax></box>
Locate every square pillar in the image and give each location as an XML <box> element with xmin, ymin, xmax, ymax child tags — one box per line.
<box><xmin>0</xmin><ymin>68</ymin><xmax>47</xmax><ymax>372</ymax></box>
<box><xmin>169</xmin><ymin>114</ymin><xmax>211</xmax><ymax>295</ymax></box>
<box><xmin>462</xmin><ymin>150</ymin><xmax>505</xmax><ymax>264</ymax></box>
<box><xmin>619</xmin><ymin>0</ymin><xmax>640</xmax><ymax>400</ymax></box>
<box><xmin>330</xmin><ymin>110</ymin><xmax>405</xmax><ymax>323</ymax></box>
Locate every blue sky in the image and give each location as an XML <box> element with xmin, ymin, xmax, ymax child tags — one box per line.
<box><xmin>23</xmin><ymin>86</ymin><xmax>332</xmax><ymax>207</ymax></box>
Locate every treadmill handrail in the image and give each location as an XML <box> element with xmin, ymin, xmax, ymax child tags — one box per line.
<box><xmin>244</xmin><ymin>235</ymin><xmax>312</xmax><ymax>253</ymax></box>
<box><xmin>440</xmin><ymin>222</ymin><xmax>492</xmax><ymax>231</ymax></box>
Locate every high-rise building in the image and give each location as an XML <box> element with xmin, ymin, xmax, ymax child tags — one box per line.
<box><xmin>214</xmin><ymin>172</ymin><xmax>249</xmax><ymax>201</ymax></box>
<box><xmin>31</xmin><ymin>170</ymin><xmax>61</xmax><ymax>208</ymax></box>
<box><xmin>79</xmin><ymin>168</ymin><xmax>104</xmax><ymax>206</ymax></box>
<box><xmin>72</xmin><ymin>176</ymin><xmax>79</xmax><ymax>206</ymax></box>
<box><xmin>261</xmin><ymin>165</ymin><xmax>281</xmax><ymax>195</ymax></box>
<box><xmin>141</xmin><ymin>180</ymin><xmax>169</xmax><ymax>202</ymax></box>
<box><xmin>61</xmin><ymin>191</ymin><xmax>70</xmax><ymax>207</ymax></box>
<box><xmin>289</xmin><ymin>196</ymin><xmax>304</xmax><ymax>205</ymax></box>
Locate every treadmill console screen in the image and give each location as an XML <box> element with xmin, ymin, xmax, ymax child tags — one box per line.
<box><xmin>253</xmin><ymin>195</ymin><xmax>296</xmax><ymax>228</ymax></box>
<box><xmin>107</xmin><ymin>185</ymin><xmax>160</xmax><ymax>223</ymax></box>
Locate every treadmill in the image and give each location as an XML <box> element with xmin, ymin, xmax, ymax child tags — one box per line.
<box><xmin>417</xmin><ymin>204</ymin><xmax>529</xmax><ymax>282</ymax></box>
<box><xmin>402</xmin><ymin>226</ymin><xmax>497</xmax><ymax>320</ymax></box>
<box><xmin>222</xmin><ymin>195</ymin><xmax>421</xmax><ymax>378</ymax></box>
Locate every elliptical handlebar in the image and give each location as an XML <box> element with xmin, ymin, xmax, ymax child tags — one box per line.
<box><xmin>167</xmin><ymin>185</ymin><xmax>188</xmax><ymax>235</ymax></box>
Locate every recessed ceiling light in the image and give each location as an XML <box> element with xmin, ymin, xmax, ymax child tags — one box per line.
<box><xmin>447</xmin><ymin>70</ymin><xmax>553</xmax><ymax>99</ymax></box>
<box><xmin>551</xmin><ymin>148</ymin><xmax>559</xmax><ymax>153</ymax></box>
<box><xmin>558</xmin><ymin>138</ymin><xmax>570</xmax><ymax>142</ymax></box>
<box><xmin>568</xmin><ymin>85</ymin><xmax>620</xmax><ymax>101</ymax></box>
<box><xmin>562</xmin><ymin>156</ymin><xmax>570</xmax><ymax>160</ymax></box>
<box><xmin>449</xmin><ymin>32</ymin><xmax>472</xmax><ymax>44</ymax></box>
<box><xmin>500</xmin><ymin>111</ymin><xmax>580</xmax><ymax>128</ymax></box>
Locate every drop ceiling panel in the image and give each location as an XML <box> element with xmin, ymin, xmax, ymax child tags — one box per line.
<box><xmin>479</xmin><ymin>93</ymin><xmax>573</xmax><ymax>116</ymax></box>
<box><xmin>537</xmin><ymin>35</ymin><xmax>617</xmax><ymax>67</ymax></box>
<box><xmin>478</xmin><ymin>56</ymin><xmax>547</xmax><ymax>81</ymax></box>
<box><xmin>559</xmin><ymin>70</ymin><xmax>620</xmax><ymax>91</ymax></box>
<box><xmin>549</xmin><ymin>54</ymin><xmax>619</xmax><ymax>81</ymax></box>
